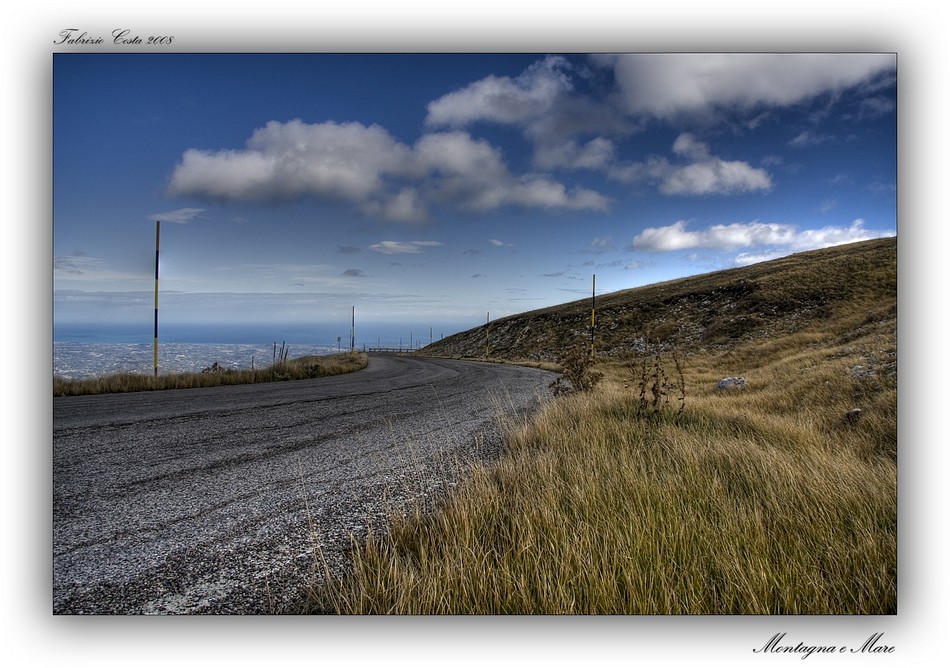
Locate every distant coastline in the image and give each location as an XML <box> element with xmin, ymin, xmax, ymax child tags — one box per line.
<box><xmin>53</xmin><ymin>322</ymin><xmax>341</xmax><ymax>345</ymax></box>
<box><xmin>52</xmin><ymin>321</ymin><xmax>442</xmax><ymax>379</ymax></box>
<box><xmin>52</xmin><ymin>341</ymin><xmax>344</xmax><ymax>380</ymax></box>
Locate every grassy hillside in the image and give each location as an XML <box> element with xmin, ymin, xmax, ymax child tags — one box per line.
<box><xmin>310</xmin><ymin>238</ymin><xmax>897</xmax><ymax>614</ymax></box>
<box><xmin>422</xmin><ymin>237</ymin><xmax>896</xmax><ymax>363</ymax></box>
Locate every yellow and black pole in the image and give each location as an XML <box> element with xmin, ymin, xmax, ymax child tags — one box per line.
<box><xmin>590</xmin><ymin>274</ymin><xmax>596</xmax><ymax>359</ymax></box>
<box><xmin>153</xmin><ymin>220</ymin><xmax>160</xmax><ymax>377</ymax></box>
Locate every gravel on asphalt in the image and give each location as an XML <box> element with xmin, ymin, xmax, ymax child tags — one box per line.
<box><xmin>52</xmin><ymin>354</ymin><xmax>555</xmax><ymax>614</ymax></box>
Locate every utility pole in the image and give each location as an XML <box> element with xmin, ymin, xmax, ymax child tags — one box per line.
<box><xmin>153</xmin><ymin>220</ymin><xmax>160</xmax><ymax>377</ymax></box>
<box><xmin>350</xmin><ymin>306</ymin><xmax>355</xmax><ymax>352</ymax></box>
<box><xmin>485</xmin><ymin>311</ymin><xmax>490</xmax><ymax>357</ymax></box>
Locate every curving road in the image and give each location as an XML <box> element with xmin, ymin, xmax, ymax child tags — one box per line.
<box><xmin>52</xmin><ymin>354</ymin><xmax>555</xmax><ymax>614</ymax></box>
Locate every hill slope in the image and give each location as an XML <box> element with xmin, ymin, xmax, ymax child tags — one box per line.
<box><xmin>421</xmin><ymin>237</ymin><xmax>897</xmax><ymax>363</ymax></box>
<box><xmin>322</xmin><ymin>236</ymin><xmax>897</xmax><ymax>615</ymax></box>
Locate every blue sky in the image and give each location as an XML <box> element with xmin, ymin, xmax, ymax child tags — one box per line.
<box><xmin>53</xmin><ymin>53</ymin><xmax>897</xmax><ymax>345</ymax></box>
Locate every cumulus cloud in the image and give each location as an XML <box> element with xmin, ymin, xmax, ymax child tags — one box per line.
<box><xmin>164</xmin><ymin>55</ymin><xmax>893</xmax><ymax>225</ymax></box>
<box><xmin>662</xmin><ymin>133</ymin><xmax>772</xmax><ymax>194</ymax></box>
<box><xmin>659</xmin><ymin>157</ymin><xmax>773</xmax><ymax>196</ymax></box>
<box><xmin>602</xmin><ymin>53</ymin><xmax>896</xmax><ymax>120</ymax></box>
<box><xmin>630</xmin><ymin>218</ymin><xmax>893</xmax><ymax>257</ymax></box>
<box><xmin>359</xmin><ymin>187</ymin><xmax>429</xmax><ymax>225</ymax></box>
<box><xmin>342</xmin><ymin>268</ymin><xmax>366</xmax><ymax>277</ymax></box>
<box><xmin>369</xmin><ymin>240</ymin><xmax>443</xmax><ymax>255</ymax></box>
<box><xmin>426</xmin><ymin>55</ymin><xmax>632</xmax><ymax>172</ymax></box>
<box><xmin>167</xmin><ymin>119</ymin><xmax>412</xmax><ymax>203</ymax></box>
<box><xmin>167</xmin><ymin>120</ymin><xmax>608</xmax><ymax>221</ymax></box>
<box><xmin>414</xmin><ymin>131</ymin><xmax>609</xmax><ymax>212</ymax></box>
<box><xmin>610</xmin><ymin>134</ymin><xmax>773</xmax><ymax>196</ymax></box>
<box><xmin>424</xmin><ymin>53</ymin><xmax>894</xmax><ymax>179</ymax></box>
<box><xmin>506</xmin><ymin>177</ymin><xmax>609</xmax><ymax>211</ymax></box>
<box><xmin>534</xmin><ymin>136</ymin><xmax>618</xmax><ymax>171</ymax></box>
<box><xmin>425</xmin><ymin>55</ymin><xmax>573</xmax><ymax>127</ymax></box>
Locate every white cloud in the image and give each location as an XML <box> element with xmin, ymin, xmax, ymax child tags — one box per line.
<box><xmin>506</xmin><ymin>177</ymin><xmax>610</xmax><ymax>211</ymax></box>
<box><xmin>660</xmin><ymin>160</ymin><xmax>773</xmax><ymax>196</ymax></box>
<box><xmin>671</xmin><ymin>133</ymin><xmax>710</xmax><ymax>161</ymax></box>
<box><xmin>148</xmin><ymin>208</ymin><xmax>205</xmax><ymax>224</ymax></box>
<box><xmin>788</xmin><ymin>130</ymin><xmax>834</xmax><ymax>148</ymax></box>
<box><xmin>734</xmin><ymin>251</ymin><xmax>786</xmax><ymax>266</ymax></box>
<box><xmin>631</xmin><ymin>218</ymin><xmax>893</xmax><ymax>256</ymax></box>
<box><xmin>631</xmin><ymin>220</ymin><xmax>704</xmax><ymax>251</ymax></box>
<box><xmin>604</xmin><ymin>53</ymin><xmax>896</xmax><ymax>120</ymax></box>
<box><xmin>426</xmin><ymin>56</ymin><xmax>632</xmax><ymax>172</ymax></box>
<box><xmin>588</xmin><ymin>236</ymin><xmax>616</xmax><ymax>253</ymax></box>
<box><xmin>610</xmin><ymin>134</ymin><xmax>773</xmax><ymax>196</ymax></box>
<box><xmin>369</xmin><ymin>240</ymin><xmax>444</xmax><ymax>255</ymax></box>
<box><xmin>167</xmin><ymin>121</ymin><xmax>608</xmax><ymax>220</ymax></box>
<box><xmin>534</xmin><ymin>136</ymin><xmax>617</xmax><ymax>171</ymax></box>
<box><xmin>167</xmin><ymin>119</ymin><xmax>412</xmax><ymax>203</ymax></box>
<box><xmin>360</xmin><ymin>188</ymin><xmax>428</xmax><ymax>225</ymax></box>
<box><xmin>414</xmin><ymin>131</ymin><xmax>609</xmax><ymax>212</ymax></box>
<box><xmin>792</xmin><ymin>219</ymin><xmax>887</xmax><ymax>248</ymax></box>
<box><xmin>425</xmin><ymin>55</ymin><xmax>572</xmax><ymax>127</ymax></box>
<box><xmin>424</xmin><ymin>54</ymin><xmax>894</xmax><ymax>181</ymax></box>
<box><xmin>857</xmin><ymin>95</ymin><xmax>896</xmax><ymax>119</ymax></box>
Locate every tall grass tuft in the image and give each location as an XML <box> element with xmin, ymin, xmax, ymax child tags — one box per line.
<box><xmin>548</xmin><ymin>342</ymin><xmax>603</xmax><ymax>396</ymax></box>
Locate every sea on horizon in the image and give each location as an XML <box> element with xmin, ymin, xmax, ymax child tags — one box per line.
<box><xmin>52</xmin><ymin>322</ymin><xmax>437</xmax><ymax>379</ymax></box>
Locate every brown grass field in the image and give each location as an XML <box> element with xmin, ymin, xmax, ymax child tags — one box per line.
<box><xmin>308</xmin><ymin>238</ymin><xmax>897</xmax><ymax>614</ymax></box>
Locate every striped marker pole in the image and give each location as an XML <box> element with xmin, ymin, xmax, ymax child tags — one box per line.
<box><xmin>590</xmin><ymin>274</ymin><xmax>596</xmax><ymax>359</ymax></box>
<box><xmin>153</xmin><ymin>220</ymin><xmax>160</xmax><ymax>377</ymax></box>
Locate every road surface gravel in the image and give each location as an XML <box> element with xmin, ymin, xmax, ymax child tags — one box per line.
<box><xmin>53</xmin><ymin>354</ymin><xmax>555</xmax><ymax>614</ymax></box>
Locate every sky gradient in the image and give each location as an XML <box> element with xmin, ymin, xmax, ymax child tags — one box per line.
<box><xmin>53</xmin><ymin>53</ymin><xmax>897</xmax><ymax>345</ymax></box>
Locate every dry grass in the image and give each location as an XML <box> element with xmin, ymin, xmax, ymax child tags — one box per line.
<box><xmin>53</xmin><ymin>351</ymin><xmax>369</xmax><ymax>396</ymax></box>
<box><xmin>314</xmin><ymin>314</ymin><xmax>896</xmax><ymax>614</ymax></box>
<box><xmin>424</xmin><ymin>237</ymin><xmax>897</xmax><ymax>362</ymax></box>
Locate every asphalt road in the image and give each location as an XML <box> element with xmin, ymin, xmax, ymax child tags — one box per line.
<box><xmin>52</xmin><ymin>354</ymin><xmax>555</xmax><ymax>614</ymax></box>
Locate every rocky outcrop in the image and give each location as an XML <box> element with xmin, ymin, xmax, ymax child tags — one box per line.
<box><xmin>716</xmin><ymin>377</ymin><xmax>748</xmax><ymax>391</ymax></box>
